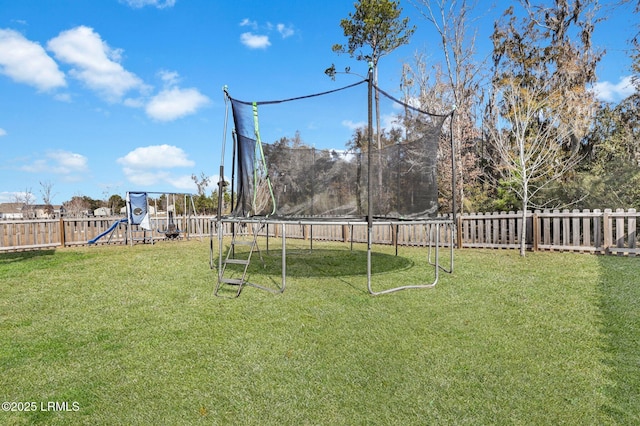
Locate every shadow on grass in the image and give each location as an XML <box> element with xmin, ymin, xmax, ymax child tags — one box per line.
<box><xmin>251</xmin><ymin>248</ymin><xmax>414</xmax><ymax>278</ymax></box>
<box><xmin>214</xmin><ymin>248</ymin><xmax>416</xmax><ymax>296</ymax></box>
<box><xmin>0</xmin><ymin>249</ymin><xmax>56</xmax><ymax>264</ymax></box>
<box><xmin>597</xmin><ymin>255</ymin><xmax>640</xmax><ymax>424</ymax></box>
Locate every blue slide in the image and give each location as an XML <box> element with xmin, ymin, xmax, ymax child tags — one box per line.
<box><xmin>89</xmin><ymin>218</ymin><xmax>128</xmax><ymax>244</ymax></box>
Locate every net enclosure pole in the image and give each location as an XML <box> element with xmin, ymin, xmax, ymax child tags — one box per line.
<box><xmin>366</xmin><ymin>63</ymin><xmax>374</xmax><ymax>294</ymax></box>
<box><xmin>449</xmin><ymin>108</ymin><xmax>456</xmax><ymax>271</ymax></box>
<box><xmin>217</xmin><ymin>87</ymin><xmax>231</xmax><ymax>287</ymax></box>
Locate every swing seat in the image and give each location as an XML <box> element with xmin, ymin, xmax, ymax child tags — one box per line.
<box><xmin>164</xmin><ymin>223</ymin><xmax>181</xmax><ymax>239</ymax></box>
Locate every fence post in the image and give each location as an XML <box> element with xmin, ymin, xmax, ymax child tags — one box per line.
<box><xmin>456</xmin><ymin>215</ymin><xmax>463</xmax><ymax>249</ymax></box>
<box><xmin>629</xmin><ymin>208</ymin><xmax>637</xmax><ymax>257</ymax></box>
<box><xmin>532</xmin><ymin>211</ymin><xmax>539</xmax><ymax>252</ymax></box>
<box><xmin>391</xmin><ymin>224</ymin><xmax>398</xmax><ymax>247</ymax></box>
<box><xmin>59</xmin><ymin>217</ymin><xmax>65</xmax><ymax>247</ymax></box>
<box><xmin>603</xmin><ymin>209</ymin><xmax>612</xmax><ymax>252</ymax></box>
<box><xmin>593</xmin><ymin>209</ymin><xmax>602</xmax><ymax>252</ymax></box>
<box><xmin>616</xmin><ymin>208</ymin><xmax>625</xmax><ymax>256</ymax></box>
<box><xmin>571</xmin><ymin>209</ymin><xmax>580</xmax><ymax>249</ymax></box>
<box><xmin>508</xmin><ymin>211</ymin><xmax>516</xmax><ymax>246</ymax></box>
<box><xmin>582</xmin><ymin>209</ymin><xmax>591</xmax><ymax>249</ymax></box>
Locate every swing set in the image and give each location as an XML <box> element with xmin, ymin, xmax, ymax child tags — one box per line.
<box><xmin>89</xmin><ymin>191</ymin><xmax>201</xmax><ymax>245</ymax></box>
<box><xmin>128</xmin><ymin>191</ymin><xmax>201</xmax><ymax>244</ymax></box>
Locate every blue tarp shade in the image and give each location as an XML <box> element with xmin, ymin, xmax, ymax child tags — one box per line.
<box><xmin>128</xmin><ymin>192</ymin><xmax>150</xmax><ymax>228</ymax></box>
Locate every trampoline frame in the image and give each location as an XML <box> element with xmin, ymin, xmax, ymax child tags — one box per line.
<box><xmin>213</xmin><ymin>217</ymin><xmax>454</xmax><ymax>296</ymax></box>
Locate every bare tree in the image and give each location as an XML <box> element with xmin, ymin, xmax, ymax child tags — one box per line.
<box><xmin>191</xmin><ymin>172</ymin><xmax>210</xmax><ymax>196</ymax></box>
<box><xmin>14</xmin><ymin>188</ymin><xmax>35</xmax><ymax>219</ymax></box>
<box><xmin>39</xmin><ymin>180</ymin><xmax>56</xmax><ymax>218</ymax></box>
<box><xmin>407</xmin><ymin>0</ymin><xmax>487</xmax><ymax>213</ymax></box>
<box><xmin>485</xmin><ymin>79</ymin><xmax>580</xmax><ymax>256</ymax></box>
<box><xmin>63</xmin><ymin>195</ymin><xmax>90</xmax><ymax>218</ymax></box>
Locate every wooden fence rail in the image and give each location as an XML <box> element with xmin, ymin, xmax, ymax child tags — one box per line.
<box><xmin>1</xmin><ymin>209</ymin><xmax>638</xmax><ymax>256</ymax></box>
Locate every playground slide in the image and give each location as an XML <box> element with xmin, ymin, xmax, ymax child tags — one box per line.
<box><xmin>88</xmin><ymin>219</ymin><xmax>127</xmax><ymax>244</ymax></box>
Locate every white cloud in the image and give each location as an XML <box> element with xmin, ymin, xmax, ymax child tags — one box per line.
<box><xmin>342</xmin><ymin>114</ymin><xmax>402</xmax><ymax>133</ymax></box>
<box><xmin>117</xmin><ymin>145</ymin><xmax>195</xmax><ymax>188</ymax></box>
<box><xmin>240</xmin><ymin>32</ymin><xmax>271</xmax><ymax>49</ymax></box>
<box><xmin>342</xmin><ymin>119</ymin><xmax>366</xmax><ymax>131</ymax></box>
<box><xmin>20</xmin><ymin>150</ymin><xmax>88</xmax><ymax>174</ymax></box>
<box><xmin>158</xmin><ymin>69</ymin><xmax>180</xmax><ymax>86</ymax></box>
<box><xmin>0</xmin><ymin>128</ymin><xmax>6</xmax><ymax>137</ymax></box>
<box><xmin>120</xmin><ymin>0</ymin><xmax>176</xmax><ymax>8</ymax></box>
<box><xmin>0</xmin><ymin>191</ymin><xmax>36</xmax><ymax>203</ymax></box>
<box><xmin>239</xmin><ymin>19</ymin><xmax>258</xmax><ymax>30</ymax></box>
<box><xmin>591</xmin><ymin>76</ymin><xmax>635</xmax><ymax>102</ymax></box>
<box><xmin>277</xmin><ymin>24</ymin><xmax>295</xmax><ymax>38</ymax></box>
<box><xmin>382</xmin><ymin>113</ymin><xmax>404</xmax><ymax>132</ymax></box>
<box><xmin>0</xmin><ymin>28</ymin><xmax>66</xmax><ymax>91</ymax></box>
<box><xmin>121</xmin><ymin>169</ymin><xmax>171</xmax><ymax>186</ymax></box>
<box><xmin>145</xmin><ymin>86</ymin><xmax>210</xmax><ymax>121</ymax></box>
<box><xmin>54</xmin><ymin>93</ymin><xmax>72</xmax><ymax>102</ymax></box>
<box><xmin>117</xmin><ymin>144</ymin><xmax>194</xmax><ymax>169</ymax></box>
<box><xmin>239</xmin><ymin>19</ymin><xmax>295</xmax><ymax>49</ymax></box>
<box><xmin>0</xmin><ymin>191</ymin><xmax>21</xmax><ymax>203</ymax></box>
<box><xmin>123</xmin><ymin>97</ymin><xmax>145</xmax><ymax>108</ymax></box>
<box><xmin>167</xmin><ymin>174</ymin><xmax>198</xmax><ymax>191</ymax></box>
<box><xmin>47</xmin><ymin>26</ymin><xmax>144</xmax><ymax>102</ymax></box>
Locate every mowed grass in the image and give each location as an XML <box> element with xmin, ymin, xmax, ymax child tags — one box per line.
<box><xmin>0</xmin><ymin>238</ymin><xmax>638</xmax><ymax>425</ymax></box>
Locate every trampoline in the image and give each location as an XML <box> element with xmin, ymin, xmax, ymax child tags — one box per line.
<box><xmin>212</xmin><ymin>67</ymin><xmax>456</xmax><ymax>296</ymax></box>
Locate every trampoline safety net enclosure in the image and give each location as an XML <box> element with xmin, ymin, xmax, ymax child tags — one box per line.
<box><xmin>216</xmin><ymin>72</ymin><xmax>455</xmax><ymax>296</ymax></box>
<box><xmin>227</xmin><ymin>79</ymin><xmax>450</xmax><ymax>220</ymax></box>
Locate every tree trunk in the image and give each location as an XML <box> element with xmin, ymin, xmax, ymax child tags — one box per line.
<box><xmin>520</xmin><ymin>181</ymin><xmax>528</xmax><ymax>257</ymax></box>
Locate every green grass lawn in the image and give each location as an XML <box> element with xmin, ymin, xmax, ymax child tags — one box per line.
<box><xmin>1</xmin><ymin>239</ymin><xmax>638</xmax><ymax>425</ymax></box>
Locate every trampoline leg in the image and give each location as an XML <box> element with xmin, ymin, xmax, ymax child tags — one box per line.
<box><xmin>367</xmin><ymin>226</ymin><xmax>372</xmax><ymax>293</ymax></box>
<box><xmin>368</xmin><ymin>221</ymin><xmax>448</xmax><ymax>295</ymax></box>
<box><xmin>281</xmin><ymin>224</ymin><xmax>286</xmax><ymax>292</ymax></box>
<box><xmin>428</xmin><ymin>222</ymin><xmax>454</xmax><ymax>274</ymax></box>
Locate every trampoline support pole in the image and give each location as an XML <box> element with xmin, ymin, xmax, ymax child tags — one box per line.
<box><xmin>367</xmin><ymin>226</ymin><xmax>372</xmax><ymax>293</ymax></box>
<box><xmin>281</xmin><ymin>223</ymin><xmax>286</xmax><ymax>291</ymax></box>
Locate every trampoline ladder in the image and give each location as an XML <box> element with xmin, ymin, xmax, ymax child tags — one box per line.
<box><xmin>216</xmin><ymin>222</ymin><xmax>263</xmax><ymax>297</ymax></box>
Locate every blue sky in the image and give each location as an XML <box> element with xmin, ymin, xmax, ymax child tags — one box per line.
<box><xmin>0</xmin><ymin>0</ymin><xmax>636</xmax><ymax>205</ymax></box>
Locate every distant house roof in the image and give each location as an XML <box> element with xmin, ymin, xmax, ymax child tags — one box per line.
<box><xmin>94</xmin><ymin>207</ymin><xmax>112</xmax><ymax>216</ymax></box>
<box><xmin>0</xmin><ymin>203</ymin><xmax>18</xmax><ymax>211</ymax></box>
<box><xmin>0</xmin><ymin>203</ymin><xmax>62</xmax><ymax>218</ymax></box>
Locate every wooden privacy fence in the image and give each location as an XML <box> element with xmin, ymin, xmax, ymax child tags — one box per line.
<box><xmin>0</xmin><ymin>216</ymin><xmax>214</xmax><ymax>251</ymax></box>
<box><xmin>459</xmin><ymin>208</ymin><xmax>638</xmax><ymax>255</ymax></box>
<box><xmin>1</xmin><ymin>209</ymin><xmax>638</xmax><ymax>256</ymax></box>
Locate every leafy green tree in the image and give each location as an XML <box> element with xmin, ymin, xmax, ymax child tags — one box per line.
<box><xmin>194</xmin><ymin>193</ymin><xmax>215</xmax><ymax>215</ymax></box>
<box><xmin>574</xmin><ymin>94</ymin><xmax>640</xmax><ymax>209</ymax></box>
<box><xmin>327</xmin><ymin>0</ymin><xmax>415</xmax><ymax>212</ymax></box>
<box><xmin>491</xmin><ymin>0</ymin><xmax>602</xmax><ymax>151</ymax></box>
<box><xmin>629</xmin><ymin>1</ymin><xmax>639</xmax><ymax>90</ymax></box>
<box><xmin>486</xmin><ymin>1</ymin><xmax>603</xmax><ymax>255</ymax></box>
<box><xmin>108</xmin><ymin>194</ymin><xmax>125</xmax><ymax>214</ymax></box>
<box><xmin>328</xmin><ymin>0</ymin><xmax>415</xmax><ymax>151</ymax></box>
